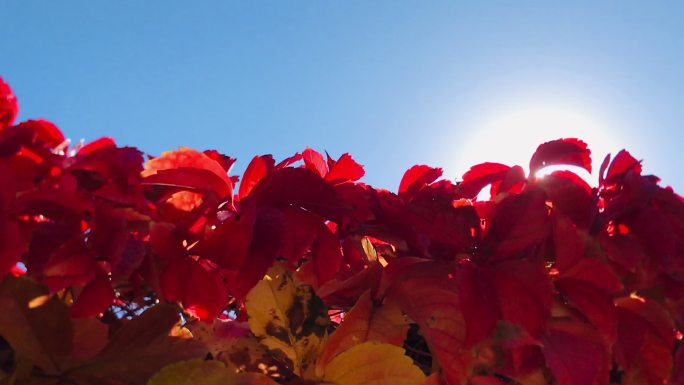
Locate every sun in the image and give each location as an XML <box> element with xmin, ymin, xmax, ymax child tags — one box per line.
<box><xmin>451</xmin><ymin>104</ymin><xmax>623</xmax><ymax>184</ymax></box>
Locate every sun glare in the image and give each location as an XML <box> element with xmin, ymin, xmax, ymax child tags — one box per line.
<box><xmin>452</xmin><ymin>105</ymin><xmax>622</xmax><ymax>185</ymax></box>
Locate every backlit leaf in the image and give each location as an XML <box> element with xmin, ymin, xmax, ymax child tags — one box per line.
<box><xmin>325</xmin><ymin>153</ymin><xmax>365</xmax><ymax>183</ymax></box>
<box><xmin>239</xmin><ymin>155</ymin><xmax>275</xmax><ymax>199</ymax></box>
<box><xmin>529</xmin><ymin>138</ymin><xmax>592</xmax><ymax>175</ymax></box>
<box><xmin>398</xmin><ymin>165</ymin><xmax>443</xmax><ymax>202</ymax></box>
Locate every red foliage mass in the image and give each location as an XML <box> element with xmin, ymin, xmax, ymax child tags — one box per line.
<box><xmin>1</xmin><ymin>76</ymin><xmax>684</xmax><ymax>385</ymax></box>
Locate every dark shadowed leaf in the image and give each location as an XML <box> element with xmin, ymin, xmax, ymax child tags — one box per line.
<box><xmin>70</xmin><ymin>304</ymin><xmax>206</xmax><ymax>384</ymax></box>
<box><xmin>250</xmin><ymin>167</ymin><xmax>344</xmax><ymax>219</ymax></box>
<box><xmin>555</xmin><ymin>278</ymin><xmax>617</xmax><ymax>342</ymax></box>
<box><xmin>0</xmin><ymin>218</ymin><xmax>26</xmax><ymax>279</ymax></box>
<box><xmin>541</xmin><ymin>320</ymin><xmax>610</xmax><ymax>385</ymax></box>
<box><xmin>148</xmin><ymin>359</ymin><xmax>279</xmax><ymax>385</ymax></box>
<box><xmin>310</xmin><ymin>222</ymin><xmax>343</xmax><ymax>286</ymax></box>
<box><xmin>0</xmin><ymin>276</ymin><xmax>73</xmax><ymax>374</ymax></box>
<box><xmin>69</xmin><ymin>274</ymin><xmax>115</xmax><ymax>319</ymax></box>
<box><xmin>538</xmin><ymin>170</ymin><xmax>593</xmax><ymax>227</ymax></box>
<box><xmin>229</xmin><ymin>206</ymin><xmax>284</xmax><ymax>299</ymax></box>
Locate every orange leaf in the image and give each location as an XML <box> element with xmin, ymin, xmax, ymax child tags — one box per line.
<box><xmin>316</xmin><ymin>290</ymin><xmax>409</xmax><ymax>376</ymax></box>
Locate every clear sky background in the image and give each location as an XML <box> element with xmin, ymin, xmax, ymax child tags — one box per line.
<box><xmin>2</xmin><ymin>2</ymin><xmax>683</xmax><ymax>192</ymax></box>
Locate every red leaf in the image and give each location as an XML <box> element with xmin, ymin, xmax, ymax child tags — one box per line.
<box><xmin>303</xmin><ymin>147</ymin><xmax>328</xmax><ymax>177</ymax></box>
<box><xmin>560</xmin><ymin>258</ymin><xmax>623</xmax><ymax>294</ymax></box>
<box><xmin>673</xmin><ymin>345</ymin><xmax>684</xmax><ymax>385</ymax></box>
<box><xmin>552</xmin><ymin>212</ymin><xmax>584</xmax><ymax>271</ymax></box>
<box><xmin>275</xmin><ymin>152</ymin><xmax>303</xmax><ymax>169</ymax></box>
<box><xmin>616</xmin><ymin>297</ymin><xmax>674</xmax><ymax>345</ymax></box>
<box><xmin>310</xmin><ymin>222</ymin><xmax>342</xmax><ymax>285</ymax></box>
<box><xmin>493</xmin><ymin>263</ymin><xmax>551</xmax><ymax>337</ymax></box>
<box><xmin>599</xmin><ymin>233</ymin><xmax>645</xmax><ymax>270</ymax></box>
<box><xmin>315</xmin><ymin>261</ymin><xmax>382</xmax><ymax>308</ymax></box>
<box><xmin>325</xmin><ymin>153</ymin><xmax>365</xmax><ymax>183</ymax></box>
<box><xmin>541</xmin><ymin>320</ymin><xmax>610</xmax><ymax>385</ymax></box>
<box><xmin>615</xmin><ymin>301</ymin><xmax>674</xmax><ymax>385</ymax></box>
<box><xmin>14</xmin><ymin>119</ymin><xmax>65</xmax><ymax>147</ymax></box>
<box><xmin>160</xmin><ymin>257</ymin><xmax>227</xmax><ymax>321</ymax></box>
<box><xmin>250</xmin><ymin>167</ymin><xmax>343</xmax><ymax>219</ymax></box>
<box><xmin>69</xmin><ymin>274</ymin><xmax>115</xmax><ymax>318</ymax></box>
<box><xmin>470</xmin><ymin>376</ymin><xmax>506</xmax><ymax>385</ymax></box>
<box><xmin>539</xmin><ymin>170</ymin><xmax>593</xmax><ymax>227</ymax></box>
<box><xmin>142</xmin><ymin>168</ymin><xmax>231</xmax><ymax>198</ymax></box>
<box><xmin>143</xmin><ymin>147</ymin><xmax>233</xmax><ymax>199</ymax></box>
<box><xmin>202</xmin><ymin>150</ymin><xmax>236</xmax><ymax>174</ymax></box>
<box><xmin>457</xmin><ymin>162</ymin><xmax>511</xmax><ymax>199</ymax></box>
<box><xmin>278</xmin><ymin>207</ymin><xmax>319</xmax><ymax>264</ymax></box>
<box><xmin>389</xmin><ymin>261</ymin><xmax>472</xmax><ymax>385</ymax></box>
<box><xmin>43</xmin><ymin>238</ymin><xmax>95</xmax><ymax>291</ymax></box>
<box><xmin>192</xmin><ymin>204</ymin><xmax>256</xmax><ymax>269</ymax></box>
<box><xmin>77</xmin><ymin>137</ymin><xmax>116</xmax><ymax>155</ymax></box>
<box><xmin>555</xmin><ymin>278</ymin><xmax>617</xmax><ymax>342</ymax></box>
<box><xmin>484</xmin><ymin>188</ymin><xmax>550</xmax><ymax>257</ymax></box>
<box><xmin>529</xmin><ymin>138</ymin><xmax>592</xmax><ymax>175</ymax></box>
<box><xmin>0</xmin><ymin>219</ymin><xmax>26</xmax><ymax>279</ymax></box>
<box><xmin>398</xmin><ymin>165</ymin><xmax>443</xmax><ymax>202</ymax></box>
<box><xmin>457</xmin><ymin>263</ymin><xmax>500</xmax><ymax>346</ymax></box>
<box><xmin>605</xmin><ymin>149</ymin><xmax>642</xmax><ymax>183</ymax></box>
<box><xmin>0</xmin><ymin>77</ymin><xmax>19</xmax><ymax>129</ymax></box>
<box><xmin>238</xmin><ymin>155</ymin><xmax>275</xmax><ymax>200</ymax></box>
<box><xmin>228</xmin><ymin>206</ymin><xmax>284</xmax><ymax>299</ymax></box>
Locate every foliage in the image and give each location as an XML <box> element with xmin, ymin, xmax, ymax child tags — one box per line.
<box><xmin>0</xmin><ymin>75</ymin><xmax>683</xmax><ymax>385</ymax></box>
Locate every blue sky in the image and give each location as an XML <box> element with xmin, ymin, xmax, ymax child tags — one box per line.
<box><xmin>3</xmin><ymin>2</ymin><xmax>683</xmax><ymax>192</ymax></box>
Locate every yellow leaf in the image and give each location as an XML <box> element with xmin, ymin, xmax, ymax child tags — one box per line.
<box><xmin>322</xmin><ymin>341</ymin><xmax>426</xmax><ymax>385</ymax></box>
<box><xmin>245</xmin><ymin>263</ymin><xmax>328</xmax><ymax>378</ymax></box>
<box><xmin>316</xmin><ymin>290</ymin><xmax>409</xmax><ymax>376</ymax></box>
<box><xmin>148</xmin><ymin>359</ymin><xmax>278</xmax><ymax>385</ymax></box>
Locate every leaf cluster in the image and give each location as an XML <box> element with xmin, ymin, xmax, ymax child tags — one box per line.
<box><xmin>0</xmin><ymin>76</ymin><xmax>684</xmax><ymax>385</ymax></box>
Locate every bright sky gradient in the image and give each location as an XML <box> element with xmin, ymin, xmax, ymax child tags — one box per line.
<box><xmin>2</xmin><ymin>2</ymin><xmax>683</xmax><ymax>192</ymax></box>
